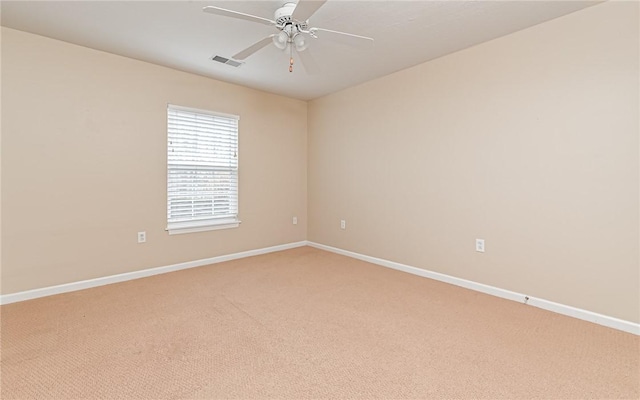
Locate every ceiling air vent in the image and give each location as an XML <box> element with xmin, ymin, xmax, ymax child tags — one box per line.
<box><xmin>211</xmin><ymin>55</ymin><xmax>243</xmax><ymax>67</ymax></box>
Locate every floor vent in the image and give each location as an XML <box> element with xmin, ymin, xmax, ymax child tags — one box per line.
<box><xmin>211</xmin><ymin>55</ymin><xmax>243</xmax><ymax>67</ymax></box>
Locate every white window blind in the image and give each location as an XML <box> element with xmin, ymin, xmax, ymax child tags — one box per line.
<box><xmin>167</xmin><ymin>104</ymin><xmax>239</xmax><ymax>234</ymax></box>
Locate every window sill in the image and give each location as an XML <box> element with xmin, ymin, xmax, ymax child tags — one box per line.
<box><xmin>167</xmin><ymin>219</ymin><xmax>241</xmax><ymax>235</ymax></box>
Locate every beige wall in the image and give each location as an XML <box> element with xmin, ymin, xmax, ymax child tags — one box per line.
<box><xmin>308</xmin><ymin>2</ymin><xmax>639</xmax><ymax>322</ymax></box>
<box><xmin>0</xmin><ymin>28</ymin><xmax>3</xmax><ymax>293</ymax></box>
<box><xmin>1</xmin><ymin>27</ymin><xmax>307</xmax><ymax>294</ymax></box>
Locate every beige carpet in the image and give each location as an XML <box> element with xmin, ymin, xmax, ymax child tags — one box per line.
<box><xmin>1</xmin><ymin>246</ymin><xmax>638</xmax><ymax>399</ymax></box>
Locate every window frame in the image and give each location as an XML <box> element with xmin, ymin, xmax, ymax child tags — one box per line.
<box><xmin>166</xmin><ymin>104</ymin><xmax>240</xmax><ymax>235</ymax></box>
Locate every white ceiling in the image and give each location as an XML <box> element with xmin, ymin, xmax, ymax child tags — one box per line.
<box><xmin>1</xmin><ymin>1</ymin><xmax>599</xmax><ymax>100</ymax></box>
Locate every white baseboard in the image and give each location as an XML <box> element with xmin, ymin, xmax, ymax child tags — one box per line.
<box><xmin>3</xmin><ymin>240</ymin><xmax>637</xmax><ymax>336</ymax></box>
<box><xmin>0</xmin><ymin>241</ymin><xmax>307</xmax><ymax>306</ymax></box>
<box><xmin>307</xmin><ymin>241</ymin><xmax>640</xmax><ymax>336</ymax></box>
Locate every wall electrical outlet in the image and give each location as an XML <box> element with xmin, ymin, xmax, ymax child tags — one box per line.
<box><xmin>293</xmin><ymin>216</ymin><xmax>298</xmax><ymax>225</ymax></box>
<box><xmin>475</xmin><ymin>238</ymin><xmax>485</xmax><ymax>253</ymax></box>
<box><xmin>138</xmin><ymin>231</ymin><xmax>146</xmax><ymax>243</ymax></box>
<box><xmin>340</xmin><ymin>220</ymin><xmax>346</xmax><ymax>230</ymax></box>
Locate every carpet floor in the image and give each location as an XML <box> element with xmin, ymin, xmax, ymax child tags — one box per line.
<box><xmin>1</xmin><ymin>246</ymin><xmax>638</xmax><ymax>399</ymax></box>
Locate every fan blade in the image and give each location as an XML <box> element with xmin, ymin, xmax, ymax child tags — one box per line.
<box><xmin>292</xmin><ymin>0</ymin><xmax>327</xmax><ymax>22</ymax></box>
<box><xmin>297</xmin><ymin>49</ymin><xmax>319</xmax><ymax>75</ymax></box>
<box><xmin>233</xmin><ymin>36</ymin><xmax>274</xmax><ymax>60</ymax></box>
<box><xmin>203</xmin><ymin>6</ymin><xmax>275</xmax><ymax>26</ymax></box>
<box><xmin>312</xmin><ymin>27</ymin><xmax>374</xmax><ymax>47</ymax></box>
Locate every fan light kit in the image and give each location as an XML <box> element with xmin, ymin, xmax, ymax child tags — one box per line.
<box><xmin>203</xmin><ymin>0</ymin><xmax>374</xmax><ymax>73</ymax></box>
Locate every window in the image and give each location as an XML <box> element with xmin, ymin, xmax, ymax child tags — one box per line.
<box><xmin>167</xmin><ymin>104</ymin><xmax>239</xmax><ymax>235</ymax></box>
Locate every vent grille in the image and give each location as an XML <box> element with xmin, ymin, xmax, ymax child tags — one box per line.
<box><xmin>211</xmin><ymin>55</ymin><xmax>243</xmax><ymax>68</ymax></box>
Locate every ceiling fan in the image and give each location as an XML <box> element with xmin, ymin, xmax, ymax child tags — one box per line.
<box><xmin>203</xmin><ymin>0</ymin><xmax>374</xmax><ymax>73</ymax></box>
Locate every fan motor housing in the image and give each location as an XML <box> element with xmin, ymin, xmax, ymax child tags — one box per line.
<box><xmin>275</xmin><ymin>2</ymin><xmax>308</xmax><ymax>30</ymax></box>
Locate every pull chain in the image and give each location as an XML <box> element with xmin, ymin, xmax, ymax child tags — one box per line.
<box><xmin>289</xmin><ymin>43</ymin><xmax>294</xmax><ymax>72</ymax></box>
